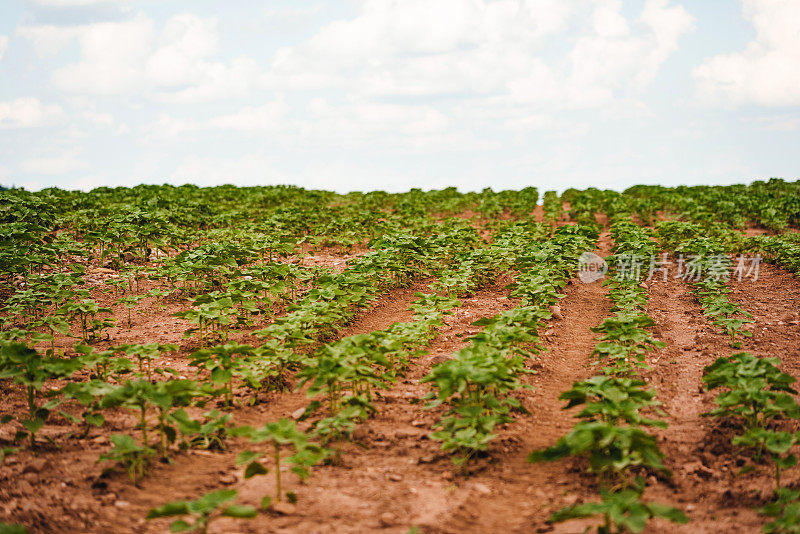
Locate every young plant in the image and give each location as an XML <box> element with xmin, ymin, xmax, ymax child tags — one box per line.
<box><xmin>422</xmin><ymin>345</ymin><xmax>531</xmax><ymax>467</ymax></box>
<box><xmin>120</xmin><ymin>343</ymin><xmax>177</xmax><ymax>381</ymax></box>
<box><xmin>702</xmin><ymin>352</ymin><xmax>800</xmax><ymax>430</ymax></box>
<box><xmin>761</xmin><ymin>488</ymin><xmax>800</xmax><ymax>534</ymax></box>
<box><xmin>559</xmin><ymin>375</ymin><xmax>667</xmax><ymax>428</ymax></box>
<box><xmin>529</xmin><ymin>421</ymin><xmax>667</xmax><ymax>490</ymax></box>
<box><xmin>733</xmin><ymin>428</ymin><xmax>800</xmax><ymax>491</ymax></box>
<box><xmin>98</xmin><ymin>433</ymin><xmax>155</xmax><ymax>485</ymax></box>
<box><xmin>0</xmin><ymin>341</ymin><xmax>82</xmax><ymax>447</ymax></box>
<box><xmin>188</xmin><ymin>343</ymin><xmax>254</xmax><ymax>406</ymax></box>
<box><xmin>549</xmin><ymin>479</ymin><xmax>688</xmax><ymax>533</ymax></box>
<box><xmin>169</xmin><ymin>409</ymin><xmax>232</xmax><ymax>451</ymax></box>
<box><xmin>146</xmin><ymin>489</ymin><xmax>256</xmax><ymax>534</ymax></box>
<box><xmin>56</xmin><ymin>299</ymin><xmax>114</xmax><ymax>343</ymax></box>
<box><xmin>116</xmin><ymin>293</ymin><xmax>148</xmax><ymax>328</ymax></box>
<box><xmin>233</xmin><ymin>418</ymin><xmax>327</xmax><ymax>507</ymax></box>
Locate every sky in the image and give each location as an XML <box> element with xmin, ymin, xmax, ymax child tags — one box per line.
<box><xmin>0</xmin><ymin>0</ymin><xmax>798</xmax><ymax>194</ymax></box>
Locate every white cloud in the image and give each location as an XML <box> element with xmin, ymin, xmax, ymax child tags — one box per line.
<box><xmin>83</xmin><ymin>110</ymin><xmax>115</xmax><ymax>127</ymax></box>
<box><xmin>694</xmin><ymin>0</ymin><xmax>800</xmax><ymax>106</ymax></box>
<box><xmin>208</xmin><ymin>100</ymin><xmax>286</xmax><ymax>131</ymax></box>
<box><xmin>0</xmin><ymin>98</ymin><xmax>64</xmax><ymax>128</ymax></box>
<box><xmin>19</xmin><ymin>151</ymin><xmax>87</xmax><ymax>175</ymax></box>
<box><xmin>0</xmin><ymin>35</ymin><xmax>8</xmax><ymax>60</ymax></box>
<box><xmin>148</xmin><ymin>99</ymin><xmax>285</xmax><ymax>138</ymax></box>
<box><xmin>16</xmin><ymin>25</ymin><xmax>79</xmax><ymax>56</ymax></box>
<box><xmin>145</xmin><ymin>14</ymin><xmax>219</xmax><ymax>87</ymax></box>
<box><xmin>565</xmin><ymin>0</ymin><xmax>694</xmax><ymax>106</ymax></box>
<box><xmin>52</xmin><ymin>15</ymin><xmax>154</xmax><ymax>94</ymax></box>
<box><xmin>150</xmin><ymin>113</ymin><xmax>201</xmax><ymax>139</ymax></box>
<box><xmin>269</xmin><ymin>0</ymin><xmax>692</xmax><ymax>110</ymax></box>
<box><xmin>20</xmin><ymin>13</ymin><xmax>265</xmax><ymax>102</ymax></box>
<box><xmin>750</xmin><ymin>115</ymin><xmax>800</xmax><ymax>132</ymax></box>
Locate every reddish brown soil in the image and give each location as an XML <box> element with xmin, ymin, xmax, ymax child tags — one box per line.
<box><xmin>3</xmin><ymin>226</ymin><xmax>800</xmax><ymax>533</ymax></box>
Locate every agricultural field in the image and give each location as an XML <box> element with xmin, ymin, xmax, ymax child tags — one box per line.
<box><xmin>1</xmin><ymin>180</ymin><xmax>800</xmax><ymax>533</ymax></box>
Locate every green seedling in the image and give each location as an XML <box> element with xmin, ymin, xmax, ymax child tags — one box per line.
<box><xmin>188</xmin><ymin>343</ymin><xmax>254</xmax><ymax>406</ymax></box>
<box><xmin>549</xmin><ymin>479</ymin><xmax>688</xmax><ymax>533</ymax></box>
<box><xmin>99</xmin><ymin>434</ymin><xmax>155</xmax><ymax>485</ymax></box>
<box><xmin>702</xmin><ymin>352</ymin><xmax>800</xmax><ymax>430</ymax></box>
<box><xmin>733</xmin><ymin>428</ymin><xmax>800</xmax><ymax>491</ymax></box>
<box><xmin>116</xmin><ymin>293</ymin><xmax>149</xmax><ymax>328</ymax></box>
<box><xmin>761</xmin><ymin>488</ymin><xmax>800</xmax><ymax>534</ymax></box>
<box><xmin>233</xmin><ymin>418</ymin><xmax>327</xmax><ymax>507</ymax></box>
<box><xmin>56</xmin><ymin>299</ymin><xmax>114</xmax><ymax>343</ymax></box>
<box><xmin>0</xmin><ymin>341</ymin><xmax>82</xmax><ymax>448</ymax></box>
<box><xmin>529</xmin><ymin>421</ymin><xmax>667</xmax><ymax>490</ymax></box>
<box><xmin>147</xmin><ymin>489</ymin><xmax>256</xmax><ymax>533</ymax></box>
<box><xmin>170</xmin><ymin>409</ymin><xmax>232</xmax><ymax>451</ymax></box>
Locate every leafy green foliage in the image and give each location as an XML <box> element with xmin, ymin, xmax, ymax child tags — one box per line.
<box><xmin>761</xmin><ymin>489</ymin><xmax>800</xmax><ymax>534</ymax></box>
<box><xmin>0</xmin><ymin>341</ymin><xmax>81</xmax><ymax>447</ymax></box>
<box><xmin>234</xmin><ymin>418</ymin><xmax>327</xmax><ymax>506</ymax></box>
<box><xmin>549</xmin><ymin>479</ymin><xmax>688</xmax><ymax>533</ymax></box>
<box><xmin>702</xmin><ymin>352</ymin><xmax>800</xmax><ymax>430</ymax></box>
<box><xmin>98</xmin><ymin>434</ymin><xmax>155</xmax><ymax>485</ymax></box>
<box><xmin>146</xmin><ymin>489</ymin><xmax>256</xmax><ymax>534</ymax></box>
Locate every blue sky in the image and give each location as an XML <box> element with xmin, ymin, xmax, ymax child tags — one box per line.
<box><xmin>0</xmin><ymin>0</ymin><xmax>798</xmax><ymax>193</ymax></box>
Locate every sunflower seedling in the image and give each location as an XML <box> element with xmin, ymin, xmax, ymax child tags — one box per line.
<box><xmin>146</xmin><ymin>489</ymin><xmax>256</xmax><ymax>534</ymax></box>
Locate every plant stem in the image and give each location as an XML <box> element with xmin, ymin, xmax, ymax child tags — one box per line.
<box><xmin>140</xmin><ymin>405</ymin><xmax>148</xmax><ymax>446</ymax></box>
<box><xmin>274</xmin><ymin>442</ymin><xmax>282</xmax><ymax>502</ymax></box>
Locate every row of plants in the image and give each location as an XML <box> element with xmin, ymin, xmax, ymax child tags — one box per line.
<box><xmin>703</xmin><ymin>351</ymin><xmax>800</xmax><ymax>532</ymax></box>
<box><xmin>422</xmin><ymin>224</ymin><xmax>599</xmax><ymax>468</ymax></box>
<box><xmin>563</xmin><ymin>179</ymin><xmax>800</xmax><ymax>239</ymax></box>
<box><xmin>542</xmin><ymin>190</ymin><xmax>562</xmax><ymax>224</ymax></box>
<box><xmin>254</xmin><ymin>226</ymin><xmax>480</xmax><ymax>350</ymax></box>
<box><xmin>287</xmin><ymin>222</ymin><xmax>535</xmax><ymax>461</ymax></box>
<box><xmin>625</xmin><ymin>179</ymin><xmax>800</xmax><ymax>232</ymax></box>
<box><xmin>0</xmin><ymin>215</ymin><xmax>512</xmax><ymax>532</ymax></box>
<box><xmin>529</xmin><ymin>219</ymin><xmax>689</xmax><ymax>533</ymax></box>
<box><xmin>743</xmin><ymin>232</ymin><xmax>800</xmax><ymax>276</ymax></box>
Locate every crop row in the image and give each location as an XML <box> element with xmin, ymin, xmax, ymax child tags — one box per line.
<box><xmin>423</xmin><ymin>224</ymin><xmax>598</xmax><ymax>467</ymax></box>
<box><xmin>530</xmin><ymin>219</ymin><xmax>689</xmax><ymax>533</ymax></box>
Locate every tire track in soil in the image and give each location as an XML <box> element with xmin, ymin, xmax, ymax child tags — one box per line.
<box><xmin>642</xmin><ymin>262</ymin><xmax>800</xmax><ymax>533</ymax></box>
<box><xmin>422</xmin><ymin>232</ymin><xmax>614</xmax><ymax>534</ymax></box>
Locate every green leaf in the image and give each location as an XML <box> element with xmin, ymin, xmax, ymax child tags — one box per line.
<box><xmin>168</xmin><ymin>519</ymin><xmax>194</xmax><ymax>532</ymax></box>
<box><xmin>235</xmin><ymin>450</ymin><xmax>261</xmax><ymax>466</ymax></box>
<box><xmin>85</xmin><ymin>413</ymin><xmax>105</xmax><ymax>427</ymax></box>
<box><xmin>243</xmin><ymin>461</ymin><xmax>268</xmax><ymax>479</ymax></box>
<box><xmin>147</xmin><ymin>501</ymin><xmax>190</xmax><ymax>518</ymax></box>
<box><xmin>0</xmin><ymin>523</ymin><xmax>28</xmax><ymax>534</ymax></box>
<box><xmin>221</xmin><ymin>505</ymin><xmax>258</xmax><ymax>519</ymax></box>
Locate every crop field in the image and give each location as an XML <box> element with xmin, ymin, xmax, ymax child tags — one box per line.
<box><xmin>1</xmin><ymin>180</ymin><xmax>800</xmax><ymax>533</ymax></box>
